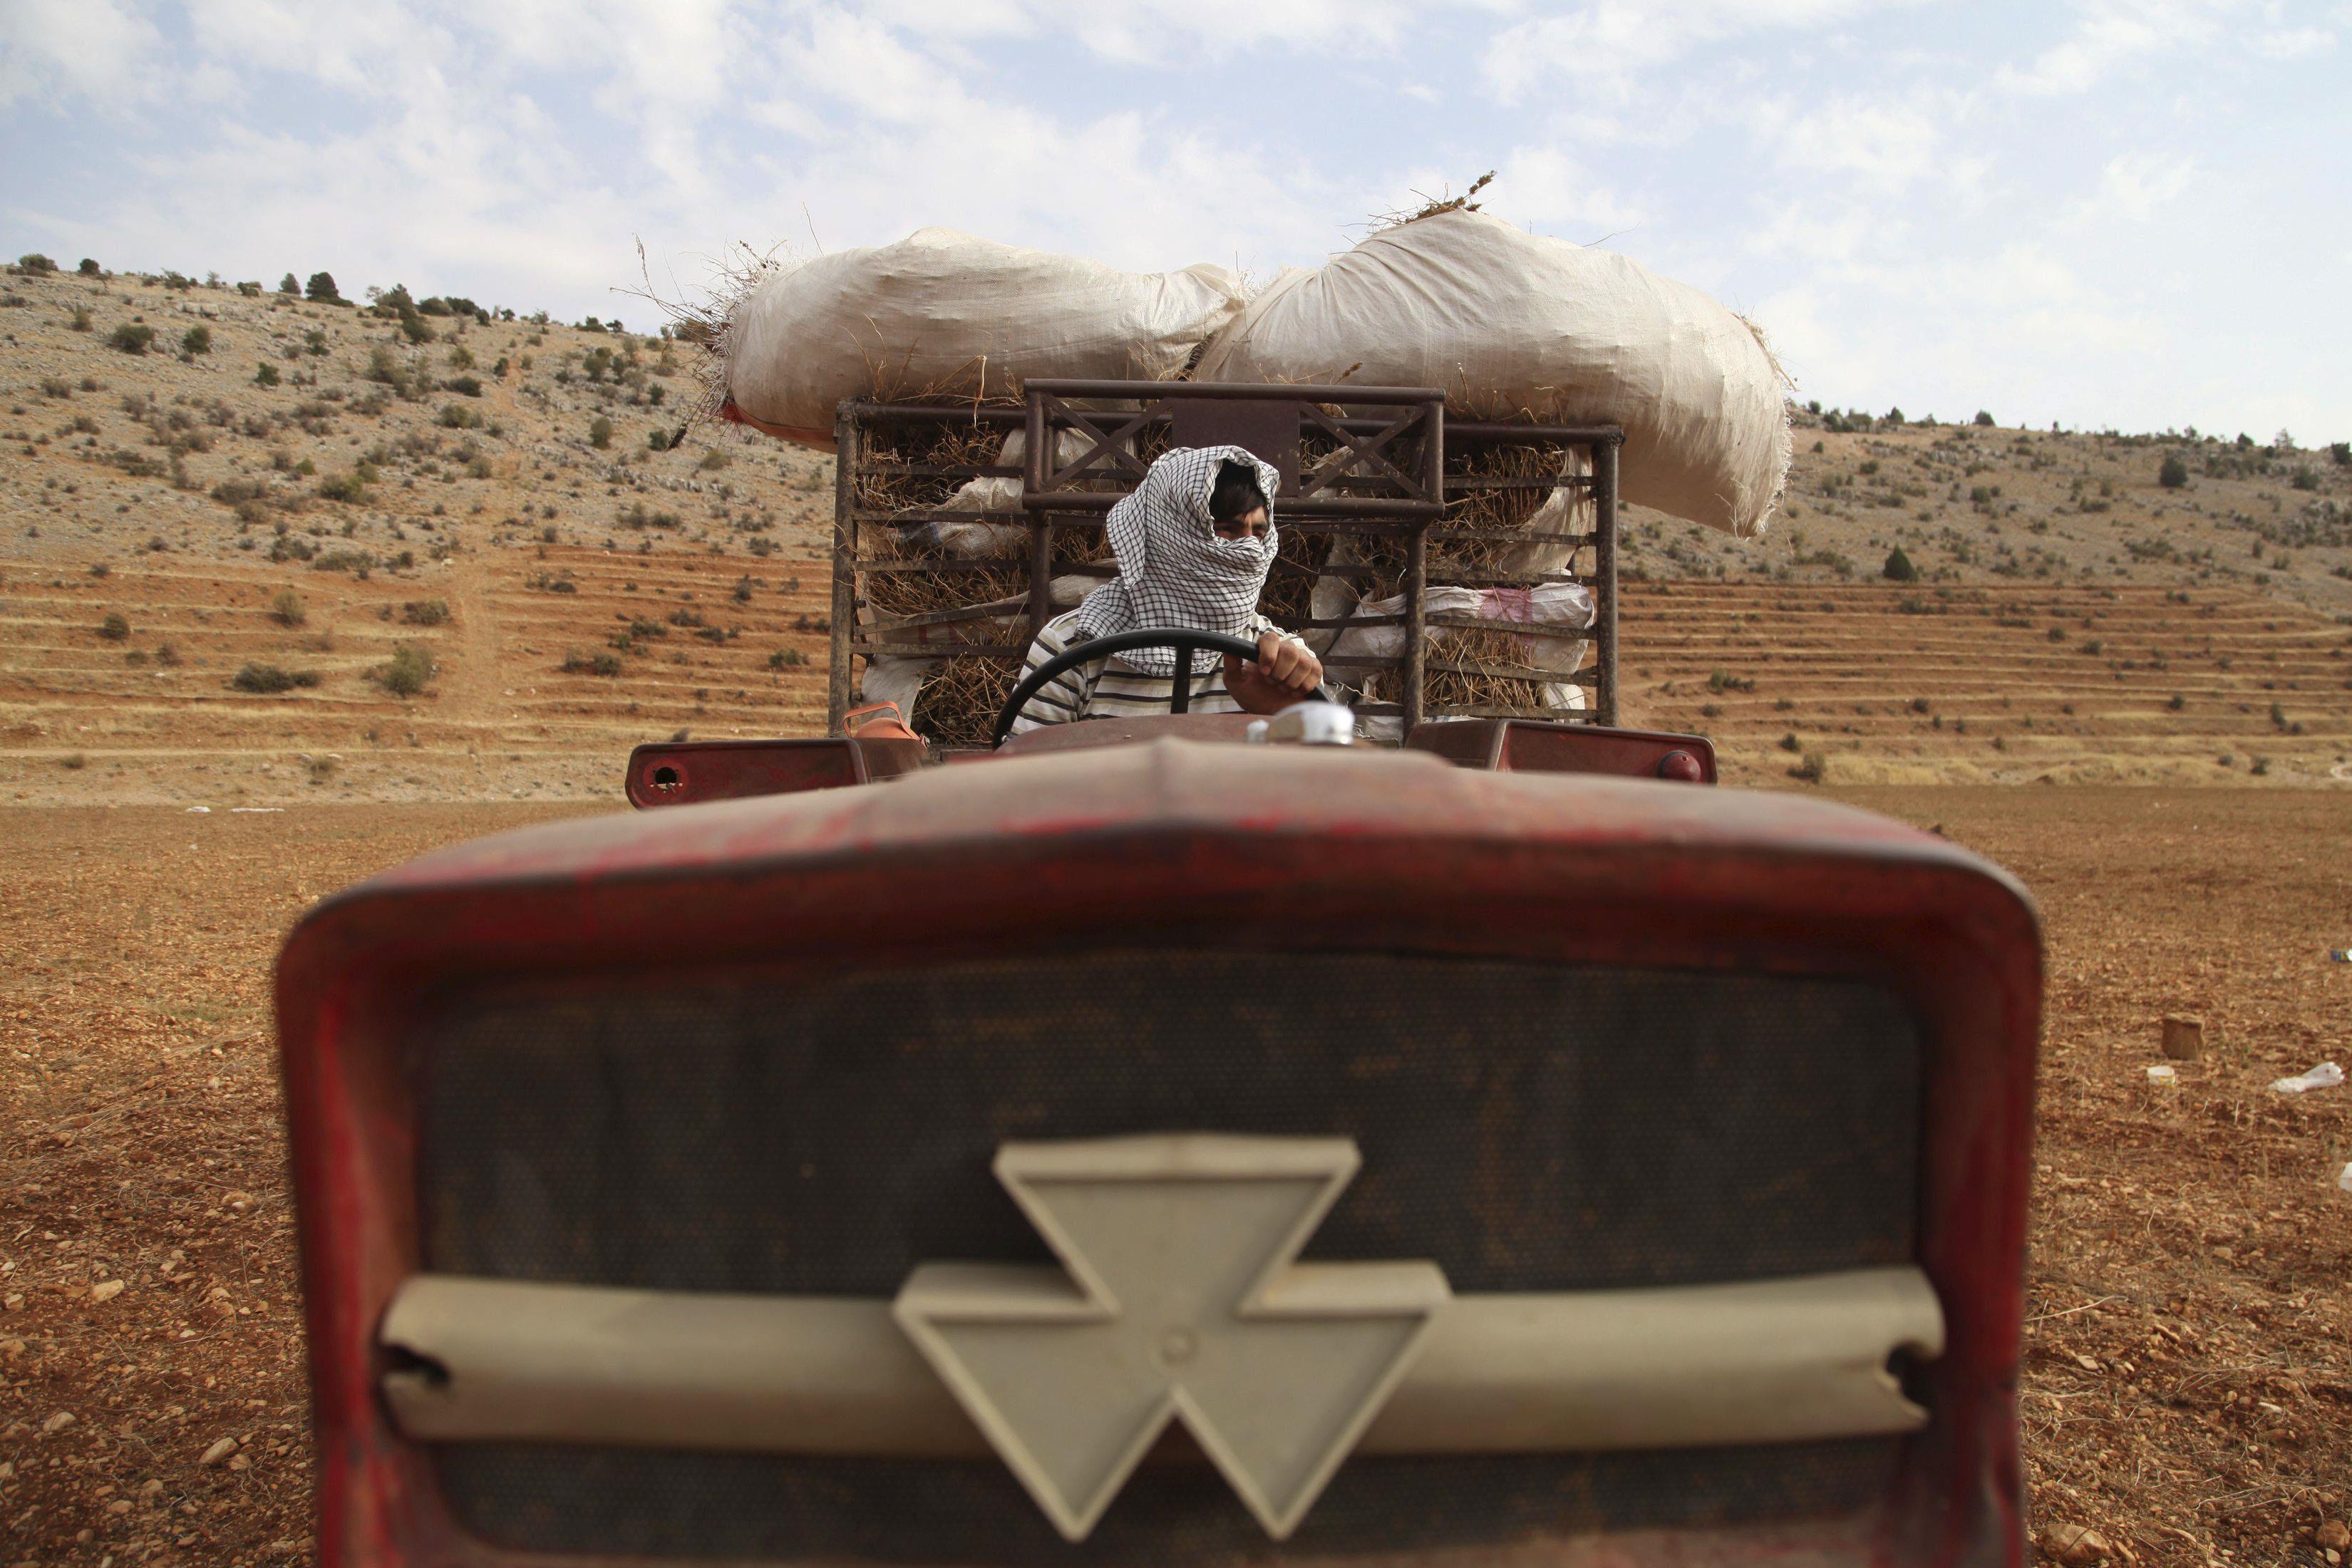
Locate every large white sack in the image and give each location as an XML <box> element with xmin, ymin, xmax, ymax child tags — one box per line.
<box><xmin>1195</xmin><ymin>210</ymin><xmax>1790</xmax><ymax>537</ymax></box>
<box><xmin>726</xmin><ymin>229</ymin><xmax>1244</xmax><ymax>447</ymax></box>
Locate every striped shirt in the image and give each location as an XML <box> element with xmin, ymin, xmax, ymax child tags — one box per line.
<box><xmin>1009</xmin><ymin>609</ymin><xmax>1306</xmax><ymax>733</ymax></box>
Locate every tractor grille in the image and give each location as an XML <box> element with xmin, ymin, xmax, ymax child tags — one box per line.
<box><xmin>415</xmin><ymin>951</ymin><xmax>1922</xmax><ymax>1562</ymax></box>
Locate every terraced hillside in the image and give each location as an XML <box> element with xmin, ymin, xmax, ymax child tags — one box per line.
<box><xmin>0</xmin><ymin>549</ymin><xmax>831</xmax><ymax>803</ymax></box>
<box><xmin>1623</xmin><ymin>583</ymin><xmax>2352</xmax><ymax>785</ymax></box>
<box><xmin>2</xmin><ymin>260</ymin><xmax>2348</xmax><ymax>797</ymax></box>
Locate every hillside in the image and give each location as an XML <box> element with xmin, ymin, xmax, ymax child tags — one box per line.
<box><xmin>1</xmin><ymin>264</ymin><xmax>2347</xmax><ymax>799</ymax></box>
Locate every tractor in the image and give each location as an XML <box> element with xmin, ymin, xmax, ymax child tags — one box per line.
<box><xmin>276</xmin><ymin>386</ymin><xmax>2041</xmax><ymax>1567</ymax></box>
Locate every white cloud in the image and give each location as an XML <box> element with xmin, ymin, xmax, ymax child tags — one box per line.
<box><xmin>2083</xmin><ymin>153</ymin><xmax>2194</xmax><ymax>222</ymax></box>
<box><xmin>1993</xmin><ymin>1</ymin><xmax>2232</xmax><ymax>96</ymax></box>
<box><xmin>0</xmin><ymin>0</ymin><xmax>163</xmax><ymax>109</ymax></box>
<box><xmin>2248</xmin><ymin>24</ymin><xmax>2335</xmax><ymax>58</ymax></box>
<box><xmin>1480</xmin><ymin>0</ymin><xmax>1917</xmax><ymax>105</ymax></box>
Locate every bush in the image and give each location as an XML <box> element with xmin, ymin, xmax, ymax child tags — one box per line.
<box><xmin>1790</xmin><ymin>750</ymin><xmax>1829</xmax><ymax>785</ymax></box>
<box><xmin>589</xmin><ymin>416</ymin><xmax>613</xmax><ymax>450</ymax></box>
<box><xmin>1882</xmin><ymin>546</ymin><xmax>1919</xmax><ymax>582</ymax></box>
<box><xmin>108</xmin><ymin>324</ymin><xmax>155</xmax><ymax>355</ymax></box>
<box><xmin>69</xmin><ymin>306</ymin><xmax>91</xmax><ymax>331</ymax></box>
<box><xmin>2157</xmin><ymin>454</ymin><xmax>2189</xmax><ymax>488</ymax></box>
<box><xmin>305</xmin><ymin>271</ymin><xmax>341</xmax><ymax>303</ymax></box>
<box><xmin>16</xmin><ymin>253</ymin><xmax>56</xmax><ymax>274</ymax></box>
<box><xmin>380</xmin><ymin>644</ymin><xmax>433</xmax><ymax>696</ymax></box>
<box><xmin>270</xmin><ymin>589</ymin><xmax>306</xmax><ymax>626</ymax></box>
<box><xmin>180</xmin><ymin>325</ymin><xmax>212</xmax><ymax>356</ymax></box>
<box><xmin>98</xmin><ymin>612</ymin><xmax>130</xmax><ymax>641</ymax></box>
<box><xmin>445</xmin><ymin>375</ymin><xmax>483</xmax><ymax>398</ymax></box>
<box><xmin>78</xmin><ymin>257</ymin><xmax>101</xmax><ymax>277</ymax></box>
<box><xmin>2290</xmin><ymin>465</ymin><xmax>2319</xmax><ymax>492</ymax></box>
<box><xmin>562</xmin><ymin>649</ymin><xmax>624</xmax><ymax>676</ymax></box>
<box><xmin>648</xmin><ymin>428</ymin><xmax>670</xmax><ymax>451</ymax></box>
<box><xmin>232</xmin><ymin>663</ymin><xmax>320</xmax><ymax>693</ymax></box>
<box><xmin>400</xmin><ymin>599</ymin><xmax>450</xmax><ymax>626</ymax></box>
<box><xmin>253</xmin><ymin>361</ymin><xmax>280</xmax><ymax>387</ymax></box>
<box><xmin>1972</xmin><ymin>411</ymin><xmax>1994</xmax><ymax>427</ymax></box>
<box><xmin>2331</xmin><ymin>441</ymin><xmax>2351</xmax><ymax>467</ymax></box>
<box><xmin>317</xmin><ymin>465</ymin><xmax>376</xmax><ymax>502</ymax></box>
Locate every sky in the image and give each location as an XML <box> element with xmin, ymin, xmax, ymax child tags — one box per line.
<box><xmin>3</xmin><ymin>0</ymin><xmax>2346</xmax><ymax>442</ymax></box>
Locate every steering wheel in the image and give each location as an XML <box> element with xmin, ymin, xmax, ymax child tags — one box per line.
<box><xmin>992</xmin><ymin>626</ymin><xmax>1341</xmax><ymax>747</ymax></box>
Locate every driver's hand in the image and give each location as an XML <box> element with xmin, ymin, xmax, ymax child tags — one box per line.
<box><xmin>1222</xmin><ymin>633</ymin><xmax>1324</xmax><ymax>715</ymax></box>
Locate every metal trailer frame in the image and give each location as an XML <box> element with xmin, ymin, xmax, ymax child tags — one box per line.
<box><xmin>827</xmin><ymin>382</ymin><xmax>1621</xmax><ymax>743</ymax></box>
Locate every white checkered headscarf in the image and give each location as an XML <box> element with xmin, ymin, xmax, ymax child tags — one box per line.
<box><xmin>1069</xmin><ymin>445</ymin><xmax>1281</xmax><ymax>676</ymax></box>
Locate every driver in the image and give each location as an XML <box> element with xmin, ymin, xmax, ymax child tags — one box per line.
<box><xmin>1009</xmin><ymin>445</ymin><xmax>1324</xmax><ymax>733</ymax></box>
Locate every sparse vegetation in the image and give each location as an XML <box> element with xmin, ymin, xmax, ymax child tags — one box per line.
<box><xmin>98</xmin><ymin>612</ymin><xmax>130</xmax><ymax>641</ymax></box>
<box><xmin>269</xmin><ymin>589</ymin><xmax>306</xmax><ymax>626</ymax></box>
<box><xmin>378</xmin><ymin>644</ymin><xmax>433</xmax><ymax>697</ymax></box>
<box><xmin>231</xmin><ymin>664</ymin><xmax>321</xmax><ymax>693</ymax></box>
<box><xmin>108</xmin><ymin>324</ymin><xmax>155</xmax><ymax>356</ymax></box>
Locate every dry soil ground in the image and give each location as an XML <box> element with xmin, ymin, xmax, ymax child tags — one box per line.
<box><xmin>2</xmin><ymin>790</ymin><xmax>2348</xmax><ymax>1568</ymax></box>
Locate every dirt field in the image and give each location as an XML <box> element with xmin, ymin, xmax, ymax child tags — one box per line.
<box><xmin>2</xmin><ymin>790</ymin><xmax>2346</xmax><ymax>1567</ymax></box>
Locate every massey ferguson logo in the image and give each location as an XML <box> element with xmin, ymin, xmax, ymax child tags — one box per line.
<box><xmin>892</xmin><ymin>1134</ymin><xmax>1452</xmax><ymax>1541</ymax></box>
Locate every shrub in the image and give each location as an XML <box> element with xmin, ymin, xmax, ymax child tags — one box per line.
<box><xmin>78</xmin><ymin>257</ymin><xmax>100</xmax><ymax>277</ymax></box>
<box><xmin>2249</xmin><ymin>756</ymin><xmax>2269</xmax><ymax>777</ymax></box>
<box><xmin>2331</xmin><ymin>441</ymin><xmax>2351</xmax><ymax>467</ymax></box>
<box><xmin>2046</xmin><ymin>624</ymin><xmax>2065</xmax><ymax>641</ymax></box>
<box><xmin>562</xmin><ymin>649</ymin><xmax>624</xmax><ymax>676</ymax></box>
<box><xmin>589</xmin><ymin>416</ymin><xmax>613</xmax><ymax>449</ymax></box>
<box><xmin>2167</xmin><ymin>692</ymin><xmax>2185</xmax><ymax>711</ymax></box>
<box><xmin>1972</xmin><ymin>411</ymin><xmax>1994</xmax><ymax>427</ymax></box>
<box><xmin>445</xmin><ymin>375</ymin><xmax>483</xmax><ymax>398</ymax></box>
<box><xmin>698</xmin><ymin>448</ymin><xmax>728</xmax><ymax>471</ymax></box>
<box><xmin>279</xmin><ymin>272</ymin><xmax>301</xmax><ymax>294</ymax></box>
<box><xmin>1882</xmin><ymin>546</ymin><xmax>1919</xmax><ymax>582</ymax></box>
<box><xmin>61</xmin><ymin>753</ymin><xmax>86</xmax><ymax>770</ymax></box>
<box><xmin>317</xmin><ymin>464</ymin><xmax>376</xmax><ymax>502</ymax></box>
<box><xmin>647</xmin><ymin>428</ymin><xmax>669</xmax><ymax>450</ymax></box>
<box><xmin>2157</xmin><ymin>454</ymin><xmax>2189</xmax><ymax>488</ymax></box>
<box><xmin>400</xmin><ymin>599</ymin><xmax>450</xmax><ymax>626</ymax></box>
<box><xmin>768</xmin><ymin>648</ymin><xmax>810</xmax><ymax>668</ymax></box>
<box><xmin>438</xmin><ymin>403</ymin><xmax>481</xmax><ymax>430</ymax></box>
<box><xmin>380</xmin><ymin>644</ymin><xmax>433</xmax><ymax>696</ymax></box>
<box><xmin>253</xmin><ymin>361</ymin><xmax>280</xmax><ymax>387</ymax></box>
<box><xmin>69</xmin><ymin>306</ymin><xmax>91</xmax><ymax>331</ymax></box>
<box><xmin>232</xmin><ymin>663</ymin><xmax>320</xmax><ymax>693</ymax></box>
<box><xmin>305</xmin><ymin>271</ymin><xmax>341</xmax><ymax>302</ymax></box>
<box><xmin>108</xmin><ymin>324</ymin><xmax>155</xmax><ymax>355</ymax></box>
<box><xmin>180</xmin><ymin>325</ymin><xmax>212</xmax><ymax>356</ymax></box>
<box><xmin>1776</xmin><ymin>731</ymin><xmax>1801</xmax><ymax>752</ymax></box>
<box><xmin>2290</xmin><ymin>465</ymin><xmax>2319</xmax><ymax>492</ymax></box>
<box><xmin>270</xmin><ymin>589</ymin><xmax>306</xmax><ymax>626</ymax></box>
<box><xmin>16</xmin><ymin>253</ymin><xmax>56</xmax><ymax>274</ymax></box>
<box><xmin>98</xmin><ymin>612</ymin><xmax>130</xmax><ymax>641</ymax></box>
<box><xmin>1790</xmin><ymin>750</ymin><xmax>1829</xmax><ymax>784</ymax></box>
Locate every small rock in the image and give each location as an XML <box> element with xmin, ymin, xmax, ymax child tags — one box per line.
<box><xmin>199</xmin><ymin>1436</ymin><xmax>237</xmax><ymax>1465</ymax></box>
<box><xmin>107</xmin><ymin>1499</ymin><xmax>131</xmax><ymax>1515</ymax></box>
<box><xmin>222</xmin><ymin>1191</ymin><xmax>252</xmax><ymax>1210</ymax></box>
<box><xmin>2318</xmin><ymin>1519</ymin><xmax>2350</xmax><ymax>1552</ymax></box>
<box><xmin>90</xmin><ymin>1279</ymin><xmax>125</xmax><ymax>1303</ymax></box>
<box><xmin>2044</xmin><ymin>1522</ymin><xmax>2115</xmax><ymax>1565</ymax></box>
<box><xmin>2160</xmin><ymin>1013</ymin><xmax>2203</xmax><ymax>1060</ymax></box>
<box><xmin>225</xmin><ymin>1453</ymin><xmax>251</xmax><ymax>1472</ymax></box>
<box><xmin>2075</xmin><ymin>1353</ymin><xmax>2102</xmax><ymax>1373</ymax></box>
<box><xmin>42</xmin><ymin>1410</ymin><xmax>75</xmax><ymax>1433</ymax></box>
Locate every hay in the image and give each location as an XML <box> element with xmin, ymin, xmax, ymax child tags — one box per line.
<box><xmin>909</xmin><ymin>654</ymin><xmax>1018</xmax><ymax>749</ymax></box>
<box><xmin>852</xmin><ymin>411</ymin><xmax>1018</xmax><ymax>514</ymax></box>
<box><xmin>1363</xmin><ymin>622</ymin><xmax>1589</xmax><ymax>716</ymax></box>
